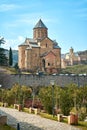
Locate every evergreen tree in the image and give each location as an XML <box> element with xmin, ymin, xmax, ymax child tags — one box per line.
<box><xmin>0</xmin><ymin>37</ymin><xmax>8</xmax><ymax>66</ymax></box>
<box><xmin>0</xmin><ymin>37</ymin><xmax>5</xmax><ymax>46</ymax></box>
<box><xmin>9</xmin><ymin>47</ymin><xmax>13</xmax><ymax>66</ymax></box>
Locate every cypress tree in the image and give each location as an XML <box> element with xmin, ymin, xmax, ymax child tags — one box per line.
<box><xmin>9</xmin><ymin>47</ymin><xmax>13</xmax><ymax>66</ymax></box>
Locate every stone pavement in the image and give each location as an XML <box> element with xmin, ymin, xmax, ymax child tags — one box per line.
<box><xmin>0</xmin><ymin>107</ymin><xmax>80</xmax><ymax>130</ymax></box>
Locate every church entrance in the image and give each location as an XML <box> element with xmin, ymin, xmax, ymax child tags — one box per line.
<box><xmin>42</xmin><ymin>59</ymin><xmax>45</xmax><ymax>71</ymax></box>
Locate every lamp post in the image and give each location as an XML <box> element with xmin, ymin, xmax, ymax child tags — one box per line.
<box><xmin>0</xmin><ymin>85</ymin><xmax>2</xmax><ymax>102</ymax></box>
<box><xmin>0</xmin><ymin>84</ymin><xmax>4</xmax><ymax>107</ymax></box>
<box><xmin>17</xmin><ymin>123</ymin><xmax>20</xmax><ymax>130</ymax></box>
<box><xmin>32</xmin><ymin>88</ymin><xmax>35</xmax><ymax>108</ymax></box>
<box><xmin>50</xmin><ymin>80</ymin><xmax>55</xmax><ymax>117</ymax></box>
<box><xmin>0</xmin><ymin>84</ymin><xmax>2</xmax><ymax>115</ymax></box>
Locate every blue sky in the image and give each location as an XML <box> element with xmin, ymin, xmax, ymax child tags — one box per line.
<box><xmin>0</xmin><ymin>0</ymin><xmax>87</xmax><ymax>53</ymax></box>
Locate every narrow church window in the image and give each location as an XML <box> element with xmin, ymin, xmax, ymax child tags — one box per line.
<box><xmin>46</xmin><ymin>43</ymin><xmax>47</xmax><ymax>47</ymax></box>
<box><xmin>38</xmin><ymin>30</ymin><xmax>40</xmax><ymax>37</ymax></box>
<box><xmin>48</xmin><ymin>63</ymin><xmax>50</xmax><ymax>66</ymax></box>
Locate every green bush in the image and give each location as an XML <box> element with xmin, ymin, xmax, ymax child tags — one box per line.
<box><xmin>0</xmin><ymin>124</ymin><xmax>16</xmax><ymax>130</ymax></box>
<box><xmin>79</xmin><ymin>112</ymin><xmax>87</xmax><ymax>121</ymax></box>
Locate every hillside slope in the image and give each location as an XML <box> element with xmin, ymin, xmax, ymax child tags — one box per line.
<box><xmin>61</xmin><ymin>64</ymin><xmax>87</xmax><ymax>74</ymax></box>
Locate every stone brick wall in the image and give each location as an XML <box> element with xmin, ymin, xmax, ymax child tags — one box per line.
<box><xmin>18</xmin><ymin>45</ymin><xmax>28</xmax><ymax>69</ymax></box>
<box><xmin>33</xmin><ymin>28</ymin><xmax>48</xmax><ymax>39</ymax></box>
<box><xmin>31</xmin><ymin>47</ymin><xmax>40</xmax><ymax>69</ymax></box>
<box><xmin>40</xmin><ymin>38</ymin><xmax>53</xmax><ymax>54</ymax></box>
<box><xmin>2</xmin><ymin>74</ymin><xmax>87</xmax><ymax>88</ymax></box>
<box><xmin>0</xmin><ymin>116</ymin><xmax>7</xmax><ymax>125</ymax></box>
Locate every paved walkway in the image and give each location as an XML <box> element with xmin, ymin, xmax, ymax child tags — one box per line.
<box><xmin>0</xmin><ymin>107</ymin><xmax>80</xmax><ymax>130</ymax></box>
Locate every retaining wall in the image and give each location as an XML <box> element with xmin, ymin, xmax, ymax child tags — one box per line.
<box><xmin>4</xmin><ymin>74</ymin><xmax>87</xmax><ymax>88</ymax></box>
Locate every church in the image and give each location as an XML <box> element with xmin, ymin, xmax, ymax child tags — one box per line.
<box><xmin>18</xmin><ymin>19</ymin><xmax>61</xmax><ymax>73</ymax></box>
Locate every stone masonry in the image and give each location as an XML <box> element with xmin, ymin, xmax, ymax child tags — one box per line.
<box><xmin>1</xmin><ymin>73</ymin><xmax>87</xmax><ymax>88</ymax></box>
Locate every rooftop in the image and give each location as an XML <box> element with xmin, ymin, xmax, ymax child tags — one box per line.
<box><xmin>34</xmin><ymin>19</ymin><xmax>47</xmax><ymax>29</ymax></box>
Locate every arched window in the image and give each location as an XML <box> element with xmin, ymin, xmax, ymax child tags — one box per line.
<box><xmin>42</xmin><ymin>59</ymin><xmax>45</xmax><ymax>68</ymax></box>
<box><xmin>46</xmin><ymin>43</ymin><xmax>47</xmax><ymax>47</ymax></box>
<box><xmin>48</xmin><ymin>63</ymin><xmax>50</xmax><ymax>66</ymax></box>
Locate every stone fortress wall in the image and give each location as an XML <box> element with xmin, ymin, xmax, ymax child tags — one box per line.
<box><xmin>5</xmin><ymin>74</ymin><xmax>87</xmax><ymax>88</ymax></box>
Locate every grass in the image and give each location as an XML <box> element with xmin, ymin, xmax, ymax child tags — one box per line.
<box><xmin>23</xmin><ymin>107</ymin><xmax>29</xmax><ymax>113</ymax></box>
<box><xmin>3</xmin><ymin>64</ymin><xmax>87</xmax><ymax>75</ymax></box>
<box><xmin>0</xmin><ymin>124</ymin><xmax>16</xmax><ymax>130</ymax></box>
<box><xmin>40</xmin><ymin>112</ymin><xmax>87</xmax><ymax>130</ymax></box>
<box><xmin>40</xmin><ymin>112</ymin><xmax>57</xmax><ymax>121</ymax></box>
<box><xmin>63</xmin><ymin>118</ymin><xmax>87</xmax><ymax>130</ymax></box>
<box><xmin>77</xmin><ymin>121</ymin><xmax>87</xmax><ymax>130</ymax></box>
<box><xmin>6</xmin><ymin>67</ymin><xmax>17</xmax><ymax>74</ymax></box>
<box><xmin>61</xmin><ymin>64</ymin><xmax>87</xmax><ymax>74</ymax></box>
<box><xmin>0</xmin><ymin>66</ymin><xmax>17</xmax><ymax>74</ymax></box>
<box><xmin>0</xmin><ymin>102</ymin><xmax>3</xmax><ymax>106</ymax></box>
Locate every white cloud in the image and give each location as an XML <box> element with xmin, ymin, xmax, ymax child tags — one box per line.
<box><xmin>0</xmin><ymin>4</ymin><xmax>20</xmax><ymax>12</ymax></box>
<box><xmin>3</xmin><ymin>36</ymin><xmax>25</xmax><ymax>50</ymax></box>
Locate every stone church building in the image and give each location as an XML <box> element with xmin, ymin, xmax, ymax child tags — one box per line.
<box><xmin>18</xmin><ymin>19</ymin><xmax>61</xmax><ymax>73</ymax></box>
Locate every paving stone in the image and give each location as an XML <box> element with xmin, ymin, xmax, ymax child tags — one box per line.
<box><xmin>0</xmin><ymin>107</ymin><xmax>80</xmax><ymax>130</ymax></box>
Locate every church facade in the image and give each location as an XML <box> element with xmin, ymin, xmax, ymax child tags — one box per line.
<box><xmin>18</xmin><ymin>19</ymin><xmax>61</xmax><ymax>73</ymax></box>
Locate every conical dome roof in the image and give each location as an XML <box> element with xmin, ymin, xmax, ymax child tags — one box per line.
<box><xmin>34</xmin><ymin>19</ymin><xmax>47</xmax><ymax>29</ymax></box>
